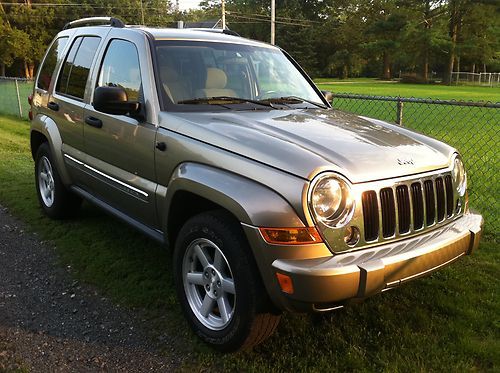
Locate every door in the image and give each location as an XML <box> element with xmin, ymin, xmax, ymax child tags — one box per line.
<box><xmin>83</xmin><ymin>38</ymin><xmax>158</xmax><ymax>228</ymax></box>
<box><xmin>49</xmin><ymin>34</ymin><xmax>103</xmax><ymax>183</ymax></box>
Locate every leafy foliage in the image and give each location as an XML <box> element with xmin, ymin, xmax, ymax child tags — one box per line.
<box><xmin>0</xmin><ymin>0</ymin><xmax>498</xmax><ymax>80</ymax></box>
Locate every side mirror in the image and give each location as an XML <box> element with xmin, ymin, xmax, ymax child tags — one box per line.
<box><xmin>321</xmin><ymin>90</ymin><xmax>333</xmax><ymax>103</ymax></box>
<box><xmin>93</xmin><ymin>86</ymin><xmax>141</xmax><ymax>117</ymax></box>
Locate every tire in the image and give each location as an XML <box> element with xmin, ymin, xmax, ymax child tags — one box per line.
<box><xmin>173</xmin><ymin>211</ymin><xmax>281</xmax><ymax>352</ymax></box>
<box><xmin>35</xmin><ymin>142</ymin><xmax>81</xmax><ymax>219</ymax></box>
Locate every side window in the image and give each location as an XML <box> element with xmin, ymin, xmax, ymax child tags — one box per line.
<box><xmin>37</xmin><ymin>37</ymin><xmax>68</xmax><ymax>91</ymax></box>
<box><xmin>97</xmin><ymin>39</ymin><xmax>142</xmax><ymax>101</ymax></box>
<box><xmin>56</xmin><ymin>36</ymin><xmax>101</xmax><ymax>100</ymax></box>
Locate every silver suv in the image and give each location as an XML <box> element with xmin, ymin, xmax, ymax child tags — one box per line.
<box><xmin>29</xmin><ymin>17</ymin><xmax>483</xmax><ymax>351</ymax></box>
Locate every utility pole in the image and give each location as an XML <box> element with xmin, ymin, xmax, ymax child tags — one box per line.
<box><xmin>270</xmin><ymin>0</ymin><xmax>275</xmax><ymax>45</ymax></box>
<box><xmin>222</xmin><ymin>0</ymin><xmax>226</xmax><ymax>29</ymax></box>
<box><xmin>140</xmin><ymin>0</ymin><xmax>145</xmax><ymax>25</ymax></box>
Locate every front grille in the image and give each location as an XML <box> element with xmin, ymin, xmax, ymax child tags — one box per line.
<box><xmin>362</xmin><ymin>172</ymin><xmax>456</xmax><ymax>243</ymax></box>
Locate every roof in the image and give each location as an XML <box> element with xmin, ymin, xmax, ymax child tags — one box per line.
<box><xmin>138</xmin><ymin>27</ymin><xmax>275</xmax><ymax>49</ymax></box>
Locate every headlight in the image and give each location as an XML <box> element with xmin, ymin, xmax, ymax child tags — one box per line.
<box><xmin>452</xmin><ymin>155</ymin><xmax>467</xmax><ymax>196</ymax></box>
<box><xmin>309</xmin><ymin>173</ymin><xmax>355</xmax><ymax>228</ymax></box>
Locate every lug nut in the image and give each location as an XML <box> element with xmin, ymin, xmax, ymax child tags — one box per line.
<box><xmin>205</xmin><ymin>284</ymin><xmax>210</xmax><ymax>290</ymax></box>
<box><xmin>217</xmin><ymin>281</ymin><xmax>221</xmax><ymax>287</ymax></box>
<box><xmin>204</xmin><ymin>271</ymin><xmax>209</xmax><ymax>278</ymax></box>
<box><xmin>214</xmin><ymin>290</ymin><xmax>217</xmax><ymax>296</ymax></box>
<box><xmin>211</xmin><ymin>269</ymin><xmax>216</xmax><ymax>275</ymax></box>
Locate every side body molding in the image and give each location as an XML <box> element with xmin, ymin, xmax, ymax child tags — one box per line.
<box><xmin>30</xmin><ymin>114</ymin><xmax>71</xmax><ymax>185</ymax></box>
<box><xmin>162</xmin><ymin>162</ymin><xmax>306</xmax><ymax>231</ymax></box>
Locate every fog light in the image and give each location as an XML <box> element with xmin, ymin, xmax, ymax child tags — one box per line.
<box><xmin>344</xmin><ymin>226</ymin><xmax>360</xmax><ymax>246</ymax></box>
<box><xmin>276</xmin><ymin>273</ymin><xmax>294</xmax><ymax>294</ymax></box>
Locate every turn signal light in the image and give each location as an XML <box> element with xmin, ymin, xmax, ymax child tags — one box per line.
<box><xmin>259</xmin><ymin>227</ymin><xmax>322</xmax><ymax>245</ymax></box>
<box><xmin>276</xmin><ymin>273</ymin><xmax>294</xmax><ymax>294</ymax></box>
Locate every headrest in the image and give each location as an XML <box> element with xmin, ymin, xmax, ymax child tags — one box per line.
<box><xmin>160</xmin><ymin>66</ymin><xmax>180</xmax><ymax>82</ymax></box>
<box><xmin>206</xmin><ymin>68</ymin><xmax>227</xmax><ymax>89</ymax></box>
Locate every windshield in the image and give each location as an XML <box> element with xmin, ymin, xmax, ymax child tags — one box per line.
<box><xmin>155</xmin><ymin>40</ymin><xmax>324</xmax><ymax>109</ymax></box>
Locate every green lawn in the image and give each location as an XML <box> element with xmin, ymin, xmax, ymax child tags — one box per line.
<box><xmin>0</xmin><ymin>80</ymin><xmax>33</xmax><ymax>118</ymax></box>
<box><xmin>314</xmin><ymin>78</ymin><xmax>500</xmax><ymax>102</ymax></box>
<box><xmin>0</xmin><ymin>114</ymin><xmax>498</xmax><ymax>371</ymax></box>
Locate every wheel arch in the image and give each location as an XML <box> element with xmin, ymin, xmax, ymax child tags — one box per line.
<box><xmin>163</xmin><ymin>162</ymin><xmax>305</xmax><ymax>247</ymax></box>
<box><xmin>30</xmin><ymin>115</ymin><xmax>71</xmax><ymax>185</ymax></box>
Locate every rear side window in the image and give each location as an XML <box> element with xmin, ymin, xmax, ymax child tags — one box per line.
<box><xmin>37</xmin><ymin>37</ymin><xmax>68</xmax><ymax>91</ymax></box>
<box><xmin>97</xmin><ymin>39</ymin><xmax>142</xmax><ymax>101</ymax></box>
<box><xmin>56</xmin><ymin>36</ymin><xmax>101</xmax><ymax>100</ymax></box>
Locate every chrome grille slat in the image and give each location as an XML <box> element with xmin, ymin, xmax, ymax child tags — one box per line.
<box><xmin>396</xmin><ymin>185</ymin><xmax>411</xmax><ymax>233</ymax></box>
<box><xmin>411</xmin><ymin>182</ymin><xmax>424</xmax><ymax>230</ymax></box>
<box><xmin>380</xmin><ymin>188</ymin><xmax>396</xmax><ymax>238</ymax></box>
<box><xmin>362</xmin><ymin>191</ymin><xmax>379</xmax><ymax>242</ymax></box>
<box><xmin>424</xmin><ymin>180</ymin><xmax>435</xmax><ymax>226</ymax></box>
<box><xmin>361</xmin><ymin>171</ymin><xmax>456</xmax><ymax>244</ymax></box>
<box><xmin>444</xmin><ymin>175</ymin><xmax>454</xmax><ymax>217</ymax></box>
<box><xmin>435</xmin><ymin>177</ymin><xmax>446</xmax><ymax>222</ymax></box>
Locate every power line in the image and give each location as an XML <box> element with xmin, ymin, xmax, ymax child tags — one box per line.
<box><xmin>227</xmin><ymin>14</ymin><xmax>314</xmax><ymax>28</ymax></box>
<box><xmin>228</xmin><ymin>10</ymin><xmax>323</xmax><ymax>25</ymax></box>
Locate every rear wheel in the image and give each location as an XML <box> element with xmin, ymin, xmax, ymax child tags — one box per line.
<box><xmin>35</xmin><ymin>143</ymin><xmax>81</xmax><ymax>219</ymax></box>
<box><xmin>174</xmin><ymin>211</ymin><xmax>281</xmax><ymax>351</ymax></box>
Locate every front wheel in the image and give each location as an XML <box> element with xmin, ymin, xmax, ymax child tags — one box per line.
<box><xmin>174</xmin><ymin>211</ymin><xmax>281</xmax><ymax>351</ymax></box>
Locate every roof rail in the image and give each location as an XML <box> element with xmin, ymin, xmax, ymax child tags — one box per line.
<box><xmin>187</xmin><ymin>28</ymin><xmax>240</xmax><ymax>37</ymax></box>
<box><xmin>63</xmin><ymin>17</ymin><xmax>125</xmax><ymax>30</ymax></box>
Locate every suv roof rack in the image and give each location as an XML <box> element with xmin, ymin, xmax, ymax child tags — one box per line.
<box><xmin>63</xmin><ymin>17</ymin><xmax>125</xmax><ymax>30</ymax></box>
<box><xmin>188</xmin><ymin>28</ymin><xmax>240</xmax><ymax>37</ymax></box>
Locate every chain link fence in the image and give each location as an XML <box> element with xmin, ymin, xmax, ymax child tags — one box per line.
<box><xmin>0</xmin><ymin>77</ymin><xmax>33</xmax><ymax>119</ymax></box>
<box><xmin>0</xmin><ymin>79</ymin><xmax>497</xmax><ymax>237</ymax></box>
<box><xmin>332</xmin><ymin>93</ymin><xmax>499</xmax><ymax>238</ymax></box>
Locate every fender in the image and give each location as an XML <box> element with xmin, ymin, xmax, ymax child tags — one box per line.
<box><xmin>162</xmin><ymin>162</ymin><xmax>306</xmax><ymax>232</ymax></box>
<box><xmin>30</xmin><ymin>114</ymin><xmax>72</xmax><ymax>185</ymax></box>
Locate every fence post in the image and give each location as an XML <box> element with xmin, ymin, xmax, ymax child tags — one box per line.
<box><xmin>396</xmin><ymin>97</ymin><xmax>404</xmax><ymax>126</ymax></box>
<box><xmin>14</xmin><ymin>78</ymin><xmax>23</xmax><ymax>118</ymax></box>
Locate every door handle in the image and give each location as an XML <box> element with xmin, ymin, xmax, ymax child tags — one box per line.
<box><xmin>47</xmin><ymin>101</ymin><xmax>59</xmax><ymax>111</ymax></box>
<box><xmin>85</xmin><ymin>116</ymin><xmax>103</xmax><ymax>129</ymax></box>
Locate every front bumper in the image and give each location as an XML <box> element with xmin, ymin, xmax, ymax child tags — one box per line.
<box><xmin>245</xmin><ymin>212</ymin><xmax>483</xmax><ymax>313</ymax></box>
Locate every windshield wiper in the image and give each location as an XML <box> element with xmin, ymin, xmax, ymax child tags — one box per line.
<box><xmin>264</xmin><ymin>96</ymin><xmax>327</xmax><ymax>109</ymax></box>
<box><xmin>177</xmin><ymin>96</ymin><xmax>275</xmax><ymax>108</ymax></box>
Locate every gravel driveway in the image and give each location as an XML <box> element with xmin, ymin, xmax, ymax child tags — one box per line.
<box><xmin>0</xmin><ymin>205</ymin><xmax>183</xmax><ymax>372</ymax></box>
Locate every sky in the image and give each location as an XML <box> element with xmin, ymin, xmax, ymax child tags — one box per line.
<box><xmin>177</xmin><ymin>0</ymin><xmax>202</xmax><ymax>11</ymax></box>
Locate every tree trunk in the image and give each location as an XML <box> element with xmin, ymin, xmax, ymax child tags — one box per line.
<box><xmin>23</xmin><ymin>60</ymin><xmax>29</xmax><ymax>79</ymax></box>
<box><xmin>383</xmin><ymin>51</ymin><xmax>391</xmax><ymax>80</ymax></box>
<box><xmin>342</xmin><ymin>64</ymin><xmax>348</xmax><ymax>79</ymax></box>
<box><xmin>422</xmin><ymin>1</ymin><xmax>431</xmax><ymax>82</ymax></box>
<box><xmin>0</xmin><ymin>63</ymin><xmax>5</xmax><ymax>77</ymax></box>
<box><xmin>29</xmin><ymin>63</ymin><xmax>35</xmax><ymax>79</ymax></box>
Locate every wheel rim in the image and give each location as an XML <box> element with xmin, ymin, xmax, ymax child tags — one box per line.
<box><xmin>38</xmin><ymin>156</ymin><xmax>55</xmax><ymax>207</ymax></box>
<box><xmin>182</xmin><ymin>238</ymin><xmax>236</xmax><ymax>331</ymax></box>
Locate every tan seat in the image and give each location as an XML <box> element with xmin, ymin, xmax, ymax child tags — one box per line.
<box><xmin>160</xmin><ymin>66</ymin><xmax>190</xmax><ymax>103</ymax></box>
<box><xmin>196</xmin><ymin>68</ymin><xmax>236</xmax><ymax>98</ymax></box>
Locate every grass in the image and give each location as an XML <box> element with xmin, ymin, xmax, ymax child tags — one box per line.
<box><xmin>314</xmin><ymin>78</ymin><xmax>500</xmax><ymax>102</ymax></box>
<box><xmin>0</xmin><ymin>114</ymin><xmax>499</xmax><ymax>371</ymax></box>
<box><xmin>0</xmin><ymin>80</ymin><xmax>33</xmax><ymax>119</ymax></box>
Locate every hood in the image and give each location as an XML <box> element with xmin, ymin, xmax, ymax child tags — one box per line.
<box><xmin>162</xmin><ymin>108</ymin><xmax>454</xmax><ymax>183</ymax></box>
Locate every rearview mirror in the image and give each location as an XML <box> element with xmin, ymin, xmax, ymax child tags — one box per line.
<box><xmin>321</xmin><ymin>90</ymin><xmax>333</xmax><ymax>103</ymax></box>
<box><xmin>93</xmin><ymin>86</ymin><xmax>141</xmax><ymax>117</ymax></box>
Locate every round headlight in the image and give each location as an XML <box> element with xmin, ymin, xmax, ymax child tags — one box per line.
<box><xmin>310</xmin><ymin>174</ymin><xmax>355</xmax><ymax>228</ymax></box>
<box><xmin>452</xmin><ymin>155</ymin><xmax>467</xmax><ymax>196</ymax></box>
